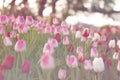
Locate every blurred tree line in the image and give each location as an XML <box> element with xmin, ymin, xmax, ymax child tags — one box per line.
<box><xmin>0</xmin><ymin>0</ymin><xmax>120</xmax><ymax>19</ymax></box>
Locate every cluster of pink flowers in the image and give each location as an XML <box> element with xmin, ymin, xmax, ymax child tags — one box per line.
<box><xmin>0</xmin><ymin>14</ymin><xmax>120</xmax><ymax>80</ymax></box>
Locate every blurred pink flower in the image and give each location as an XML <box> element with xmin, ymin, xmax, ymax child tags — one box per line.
<box><xmin>62</xmin><ymin>27</ymin><xmax>69</xmax><ymax>35</ymax></box>
<box><xmin>18</xmin><ymin>24</ymin><xmax>29</xmax><ymax>33</ymax></box>
<box><xmin>106</xmin><ymin>59</ymin><xmax>112</xmax><ymax>67</ymax></box>
<box><xmin>67</xmin><ymin>43</ymin><xmax>74</xmax><ymax>52</ymax></box>
<box><xmin>39</xmin><ymin>53</ymin><xmax>55</xmax><ymax>70</ymax></box>
<box><xmin>77</xmin><ymin>53</ymin><xmax>85</xmax><ymax>62</ymax></box>
<box><xmin>43</xmin><ymin>43</ymin><xmax>54</xmax><ymax>54</ymax></box>
<box><xmin>61</xmin><ymin>21</ymin><xmax>66</xmax><ymax>27</ymax></box>
<box><xmin>58</xmin><ymin>68</ymin><xmax>66</xmax><ymax>80</ymax></box>
<box><xmin>113</xmin><ymin>52</ymin><xmax>119</xmax><ymax>60</ymax></box>
<box><xmin>21</xmin><ymin>60</ymin><xmax>31</xmax><ymax>73</ymax></box>
<box><xmin>14</xmin><ymin>40</ymin><xmax>26</xmax><ymax>52</ymax></box>
<box><xmin>3</xmin><ymin>37</ymin><xmax>12</xmax><ymax>46</ymax></box>
<box><xmin>0</xmin><ymin>71</ymin><xmax>4</xmax><ymax>80</ymax></box>
<box><xmin>16</xmin><ymin>16</ymin><xmax>25</xmax><ymax>24</ymax></box>
<box><xmin>0</xmin><ymin>25</ymin><xmax>4</xmax><ymax>35</ymax></box>
<box><xmin>76</xmin><ymin>46</ymin><xmax>83</xmax><ymax>54</ymax></box>
<box><xmin>90</xmin><ymin>48</ymin><xmax>98</xmax><ymax>57</ymax></box>
<box><xmin>47</xmin><ymin>38</ymin><xmax>58</xmax><ymax>48</ymax></box>
<box><xmin>63</xmin><ymin>36</ymin><xmax>69</xmax><ymax>45</ymax></box>
<box><xmin>44</xmin><ymin>26</ymin><xmax>52</xmax><ymax>33</ymax></box>
<box><xmin>66</xmin><ymin>55</ymin><xmax>78</xmax><ymax>68</ymax></box>
<box><xmin>82</xmin><ymin>28</ymin><xmax>90</xmax><ymax>37</ymax></box>
<box><xmin>84</xmin><ymin>59</ymin><xmax>93</xmax><ymax>70</ymax></box>
<box><xmin>53</xmin><ymin>18</ymin><xmax>59</xmax><ymax>25</ymax></box>
<box><xmin>26</xmin><ymin>16</ymin><xmax>33</xmax><ymax>25</ymax></box>
<box><xmin>2</xmin><ymin>54</ymin><xmax>14</xmax><ymax>70</ymax></box>
<box><xmin>0</xmin><ymin>15</ymin><xmax>8</xmax><ymax>24</ymax></box>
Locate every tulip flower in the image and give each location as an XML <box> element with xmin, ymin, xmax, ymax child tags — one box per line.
<box><xmin>82</xmin><ymin>28</ymin><xmax>90</xmax><ymax>37</ymax></box>
<box><xmin>63</xmin><ymin>36</ymin><xmax>69</xmax><ymax>45</ymax></box>
<box><xmin>14</xmin><ymin>40</ymin><xmax>26</xmax><ymax>52</ymax></box>
<box><xmin>92</xmin><ymin>33</ymin><xmax>100</xmax><ymax>41</ymax></box>
<box><xmin>90</xmin><ymin>48</ymin><xmax>98</xmax><ymax>57</ymax></box>
<box><xmin>109</xmin><ymin>39</ymin><xmax>115</xmax><ymax>48</ymax></box>
<box><xmin>66</xmin><ymin>55</ymin><xmax>78</xmax><ymax>68</ymax></box>
<box><xmin>75</xmin><ymin>31</ymin><xmax>81</xmax><ymax>39</ymax></box>
<box><xmin>2</xmin><ymin>54</ymin><xmax>14</xmax><ymax>70</ymax></box>
<box><xmin>39</xmin><ymin>53</ymin><xmax>55</xmax><ymax>70</ymax></box>
<box><xmin>3</xmin><ymin>37</ymin><xmax>12</xmax><ymax>46</ymax></box>
<box><xmin>113</xmin><ymin>52</ymin><xmax>119</xmax><ymax>60</ymax></box>
<box><xmin>76</xmin><ymin>46</ymin><xmax>83</xmax><ymax>54</ymax></box>
<box><xmin>26</xmin><ymin>16</ymin><xmax>33</xmax><ymax>25</ymax></box>
<box><xmin>21</xmin><ymin>60</ymin><xmax>31</xmax><ymax>73</ymax></box>
<box><xmin>43</xmin><ymin>43</ymin><xmax>54</xmax><ymax>54</ymax></box>
<box><xmin>117</xmin><ymin>61</ymin><xmax>120</xmax><ymax>71</ymax></box>
<box><xmin>93</xmin><ymin>57</ymin><xmax>105</xmax><ymax>73</ymax></box>
<box><xmin>0</xmin><ymin>15</ymin><xmax>8</xmax><ymax>24</ymax></box>
<box><xmin>67</xmin><ymin>43</ymin><xmax>74</xmax><ymax>52</ymax></box>
<box><xmin>77</xmin><ymin>53</ymin><xmax>85</xmax><ymax>62</ymax></box>
<box><xmin>84</xmin><ymin>59</ymin><xmax>93</xmax><ymax>70</ymax></box>
<box><xmin>58</xmin><ymin>69</ymin><xmax>66</xmax><ymax>80</ymax></box>
<box><xmin>54</xmin><ymin>33</ymin><xmax>61</xmax><ymax>42</ymax></box>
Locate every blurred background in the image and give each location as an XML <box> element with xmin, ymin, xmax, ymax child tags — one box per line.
<box><xmin>0</xmin><ymin>0</ymin><xmax>120</xmax><ymax>27</ymax></box>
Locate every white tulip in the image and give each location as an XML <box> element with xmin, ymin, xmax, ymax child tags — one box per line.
<box><xmin>75</xmin><ymin>31</ymin><xmax>81</xmax><ymax>39</ymax></box>
<box><xmin>109</xmin><ymin>40</ymin><xmax>115</xmax><ymax>48</ymax></box>
<box><xmin>93</xmin><ymin>57</ymin><xmax>105</xmax><ymax>73</ymax></box>
<box><xmin>92</xmin><ymin>33</ymin><xmax>100</xmax><ymax>41</ymax></box>
<box><xmin>117</xmin><ymin>40</ymin><xmax>120</xmax><ymax>49</ymax></box>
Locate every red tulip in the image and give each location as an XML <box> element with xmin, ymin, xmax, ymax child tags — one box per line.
<box><xmin>21</xmin><ymin>60</ymin><xmax>31</xmax><ymax>73</ymax></box>
<box><xmin>2</xmin><ymin>54</ymin><xmax>14</xmax><ymax>70</ymax></box>
<box><xmin>67</xmin><ymin>43</ymin><xmax>74</xmax><ymax>52</ymax></box>
<box><xmin>54</xmin><ymin>33</ymin><xmax>61</xmax><ymax>42</ymax></box>
<box><xmin>82</xmin><ymin>28</ymin><xmax>90</xmax><ymax>37</ymax></box>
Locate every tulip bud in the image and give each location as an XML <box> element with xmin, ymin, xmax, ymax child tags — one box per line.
<box><xmin>90</xmin><ymin>48</ymin><xmax>98</xmax><ymax>57</ymax></box>
<box><xmin>54</xmin><ymin>33</ymin><xmax>61</xmax><ymax>42</ymax></box>
<box><xmin>63</xmin><ymin>36</ymin><xmax>69</xmax><ymax>45</ymax></box>
<box><xmin>113</xmin><ymin>52</ymin><xmax>119</xmax><ymax>60</ymax></box>
<box><xmin>78</xmin><ymin>53</ymin><xmax>85</xmax><ymax>62</ymax></box>
<box><xmin>3</xmin><ymin>37</ymin><xmax>12</xmax><ymax>46</ymax></box>
<box><xmin>67</xmin><ymin>43</ymin><xmax>74</xmax><ymax>52</ymax></box>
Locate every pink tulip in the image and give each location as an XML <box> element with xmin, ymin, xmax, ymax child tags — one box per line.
<box><xmin>21</xmin><ymin>60</ymin><xmax>31</xmax><ymax>73</ymax></box>
<box><xmin>39</xmin><ymin>53</ymin><xmax>55</xmax><ymax>70</ymax></box>
<box><xmin>113</xmin><ymin>52</ymin><xmax>119</xmax><ymax>60</ymax></box>
<box><xmin>76</xmin><ymin>46</ymin><xmax>83</xmax><ymax>54</ymax></box>
<box><xmin>2</xmin><ymin>54</ymin><xmax>14</xmax><ymax>70</ymax></box>
<box><xmin>84</xmin><ymin>59</ymin><xmax>93</xmax><ymax>70</ymax></box>
<box><xmin>63</xmin><ymin>36</ymin><xmax>69</xmax><ymax>45</ymax></box>
<box><xmin>66</xmin><ymin>55</ymin><xmax>78</xmax><ymax>68</ymax></box>
<box><xmin>43</xmin><ymin>43</ymin><xmax>54</xmax><ymax>54</ymax></box>
<box><xmin>47</xmin><ymin>38</ymin><xmax>58</xmax><ymax>48</ymax></box>
<box><xmin>14</xmin><ymin>40</ymin><xmax>26</xmax><ymax>52</ymax></box>
<box><xmin>61</xmin><ymin>21</ymin><xmax>66</xmax><ymax>27</ymax></box>
<box><xmin>90</xmin><ymin>48</ymin><xmax>98</xmax><ymax>57</ymax></box>
<box><xmin>0</xmin><ymin>25</ymin><xmax>4</xmax><ymax>35</ymax></box>
<box><xmin>0</xmin><ymin>15</ymin><xmax>8</xmax><ymax>24</ymax></box>
<box><xmin>0</xmin><ymin>71</ymin><xmax>4</xmax><ymax>80</ymax></box>
<box><xmin>58</xmin><ymin>69</ymin><xmax>66</xmax><ymax>79</ymax></box>
<box><xmin>3</xmin><ymin>36</ymin><xmax>12</xmax><ymax>46</ymax></box>
<box><xmin>16</xmin><ymin>16</ymin><xmax>25</xmax><ymax>24</ymax></box>
<box><xmin>53</xmin><ymin>18</ymin><xmax>59</xmax><ymax>25</ymax></box>
<box><xmin>62</xmin><ymin>27</ymin><xmax>69</xmax><ymax>35</ymax></box>
<box><xmin>26</xmin><ymin>16</ymin><xmax>33</xmax><ymax>25</ymax></box>
<box><xmin>18</xmin><ymin>24</ymin><xmax>29</xmax><ymax>33</ymax></box>
<box><xmin>54</xmin><ymin>26</ymin><xmax>61</xmax><ymax>34</ymax></box>
<box><xmin>44</xmin><ymin>26</ymin><xmax>52</xmax><ymax>33</ymax></box>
